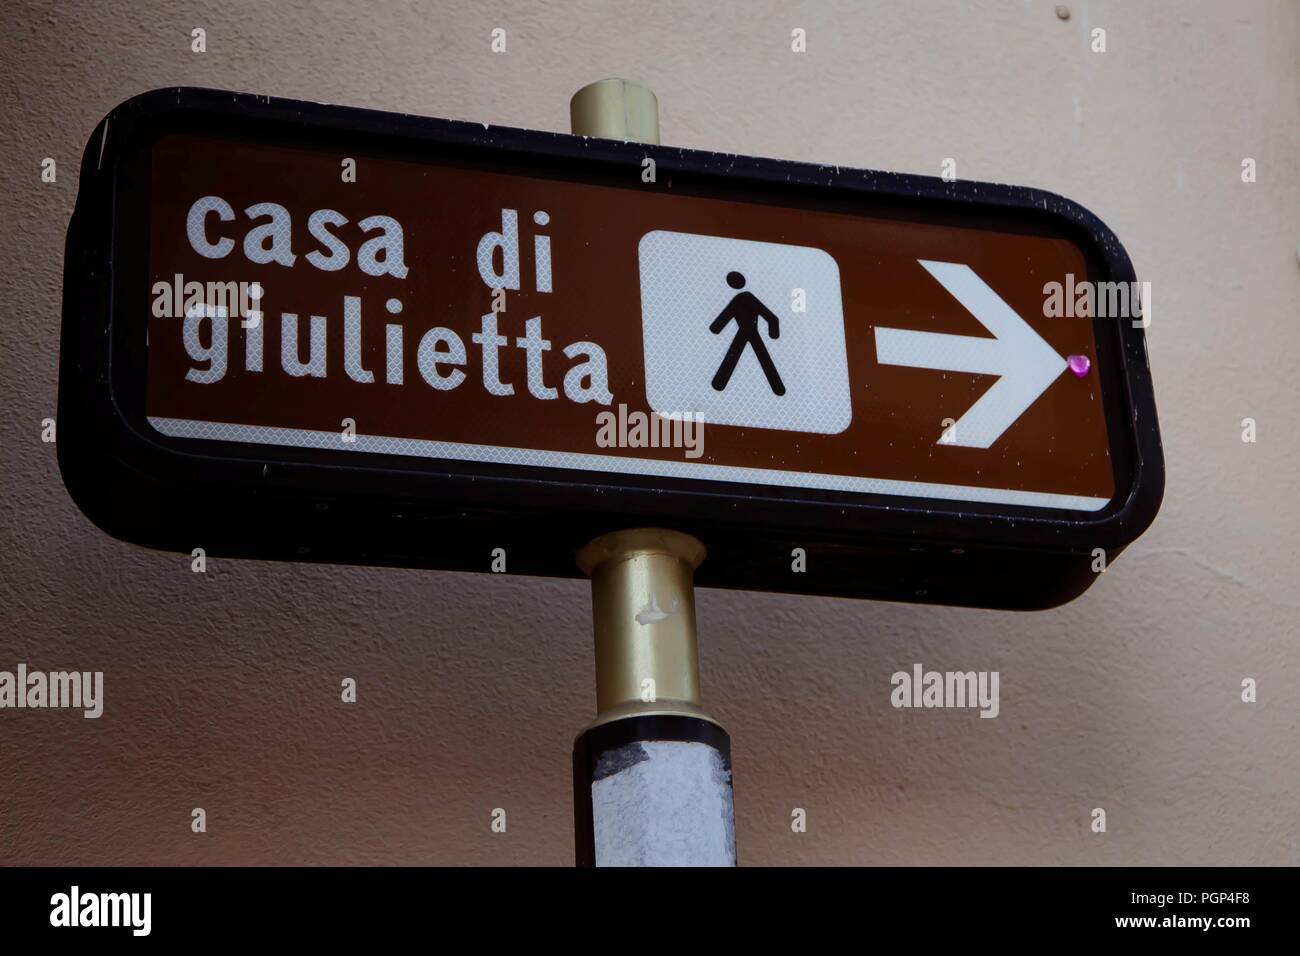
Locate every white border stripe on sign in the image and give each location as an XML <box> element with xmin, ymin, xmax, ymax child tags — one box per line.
<box><xmin>147</xmin><ymin>417</ymin><xmax>1111</xmax><ymax>512</ymax></box>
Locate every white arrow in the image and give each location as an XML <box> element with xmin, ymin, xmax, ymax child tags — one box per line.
<box><xmin>874</xmin><ymin>259</ymin><xmax>1066</xmax><ymax>449</ymax></box>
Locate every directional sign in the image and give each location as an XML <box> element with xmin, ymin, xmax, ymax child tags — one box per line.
<box><xmin>58</xmin><ymin>89</ymin><xmax>1163</xmax><ymax>609</ymax></box>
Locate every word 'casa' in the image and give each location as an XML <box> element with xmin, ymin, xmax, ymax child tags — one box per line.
<box><xmin>186</xmin><ymin>195</ymin><xmax>409</xmax><ymax>277</ymax></box>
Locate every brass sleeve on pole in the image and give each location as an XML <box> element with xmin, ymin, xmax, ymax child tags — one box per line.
<box><xmin>570</xmin><ymin>87</ymin><xmax>692</xmax><ymax>726</ymax></box>
<box><xmin>569</xmin><ymin>78</ymin><xmax>661</xmax><ymax>144</ymax></box>
<box><xmin>576</xmin><ymin>528</ymin><xmax>715</xmax><ymax>728</ymax></box>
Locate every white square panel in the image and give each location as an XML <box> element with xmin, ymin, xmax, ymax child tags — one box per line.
<box><xmin>638</xmin><ymin>230</ymin><xmax>851</xmax><ymax>434</ymax></box>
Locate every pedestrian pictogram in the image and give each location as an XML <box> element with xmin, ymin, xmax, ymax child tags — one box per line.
<box><xmin>638</xmin><ymin>230</ymin><xmax>850</xmax><ymax>436</ymax></box>
<box><xmin>709</xmin><ymin>271</ymin><xmax>785</xmax><ymax>396</ymax></box>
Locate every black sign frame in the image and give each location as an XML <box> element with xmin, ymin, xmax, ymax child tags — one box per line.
<box><xmin>58</xmin><ymin>87</ymin><xmax>1164</xmax><ymax>609</ymax></box>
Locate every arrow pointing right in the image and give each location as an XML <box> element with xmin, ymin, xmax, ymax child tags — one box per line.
<box><xmin>874</xmin><ymin>259</ymin><xmax>1067</xmax><ymax>449</ymax></box>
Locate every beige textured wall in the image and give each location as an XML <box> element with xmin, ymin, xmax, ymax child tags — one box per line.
<box><xmin>1</xmin><ymin>0</ymin><xmax>1296</xmax><ymax>865</ymax></box>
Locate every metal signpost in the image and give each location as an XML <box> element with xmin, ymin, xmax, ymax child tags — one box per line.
<box><xmin>567</xmin><ymin>81</ymin><xmax>734</xmax><ymax>866</ymax></box>
<box><xmin>58</xmin><ymin>81</ymin><xmax>1163</xmax><ymax>866</ymax></box>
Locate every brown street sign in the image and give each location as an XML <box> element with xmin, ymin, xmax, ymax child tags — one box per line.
<box><xmin>58</xmin><ymin>88</ymin><xmax>1163</xmax><ymax>609</ymax></box>
<box><xmin>147</xmin><ymin>135</ymin><xmax>1112</xmax><ymax>510</ymax></box>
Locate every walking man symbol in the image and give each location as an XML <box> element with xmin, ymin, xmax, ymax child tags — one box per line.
<box><xmin>709</xmin><ymin>271</ymin><xmax>786</xmax><ymax>396</ymax></box>
<box><xmin>641</xmin><ymin>231</ymin><xmax>849</xmax><ymax>433</ymax></box>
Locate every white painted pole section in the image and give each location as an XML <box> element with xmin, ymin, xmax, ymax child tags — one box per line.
<box><xmin>590</xmin><ymin>739</ymin><xmax>736</xmax><ymax>867</ymax></box>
